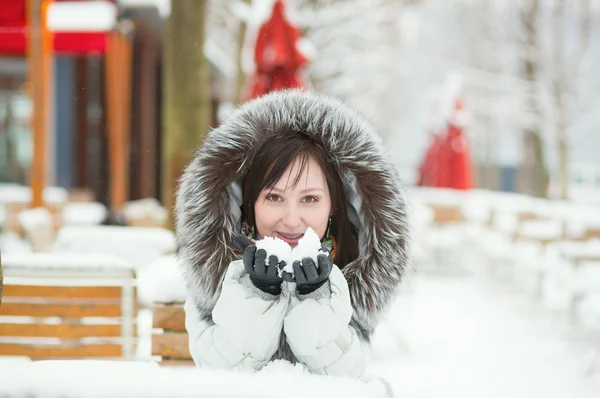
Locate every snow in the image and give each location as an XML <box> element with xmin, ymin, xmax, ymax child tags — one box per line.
<box><xmin>47</xmin><ymin>0</ymin><xmax>117</xmax><ymax>32</ymax></box>
<box><xmin>518</xmin><ymin>219</ymin><xmax>565</xmax><ymax>240</ymax></box>
<box><xmin>255</xmin><ymin>228</ymin><xmax>328</xmax><ymax>276</ymax></box>
<box><xmin>17</xmin><ymin>207</ymin><xmax>54</xmax><ymax>230</ymax></box>
<box><xmin>255</xmin><ymin>236</ymin><xmax>292</xmax><ymax>270</ymax></box>
<box><xmin>53</xmin><ymin>225</ymin><xmax>176</xmax><ymax>271</ymax></box>
<box><xmin>0</xmin><ymin>232</ymin><xmax>33</xmax><ymax>253</ymax></box>
<box><xmin>2</xmin><ymin>252</ymin><xmax>131</xmax><ymax>270</ymax></box>
<box><xmin>368</xmin><ymin>274</ymin><xmax>600</xmax><ymax>398</ymax></box>
<box><xmin>293</xmin><ymin>227</ymin><xmax>328</xmax><ymax>265</ymax></box>
<box><xmin>122</xmin><ymin>198</ymin><xmax>168</xmax><ymax>224</ymax></box>
<box><xmin>61</xmin><ymin>202</ymin><xmax>107</xmax><ymax>226</ymax></box>
<box><xmin>0</xmin><ymin>358</ymin><xmax>388</xmax><ymax>398</ymax></box>
<box><xmin>137</xmin><ymin>255</ymin><xmax>187</xmax><ymax>307</ymax></box>
<box><xmin>0</xmin><ymin>184</ymin><xmax>68</xmax><ymax>205</ymax></box>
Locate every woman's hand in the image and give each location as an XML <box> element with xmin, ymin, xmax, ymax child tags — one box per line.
<box><xmin>293</xmin><ymin>253</ymin><xmax>333</xmax><ymax>295</ymax></box>
<box><xmin>235</xmin><ymin>235</ymin><xmax>286</xmax><ymax>295</ymax></box>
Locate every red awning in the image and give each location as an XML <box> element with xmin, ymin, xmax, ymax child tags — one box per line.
<box><xmin>0</xmin><ymin>0</ymin><xmax>114</xmax><ymax>56</ymax></box>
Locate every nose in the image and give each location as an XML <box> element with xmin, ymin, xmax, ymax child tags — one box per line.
<box><xmin>282</xmin><ymin>203</ymin><xmax>302</xmax><ymax>229</ymax></box>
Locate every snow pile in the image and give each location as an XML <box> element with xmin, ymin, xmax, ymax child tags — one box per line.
<box><xmin>0</xmin><ymin>232</ymin><xmax>33</xmax><ymax>253</ymax></box>
<box><xmin>0</xmin><ymin>359</ymin><xmax>389</xmax><ymax>398</ymax></box>
<box><xmin>518</xmin><ymin>219</ymin><xmax>564</xmax><ymax>240</ymax></box>
<box><xmin>123</xmin><ymin>198</ymin><xmax>168</xmax><ymax>225</ymax></box>
<box><xmin>137</xmin><ymin>254</ymin><xmax>187</xmax><ymax>306</ymax></box>
<box><xmin>255</xmin><ymin>227</ymin><xmax>328</xmax><ymax>276</ymax></box>
<box><xmin>0</xmin><ymin>184</ymin><xmax>68</xmax><ymax>205</ymax></box>
<box><xmin>53</xmin><ymin>225</ymin><xmax>176</xmax><ymax>271</ymax></box>
<box><xmin>61</xmin><ymin>202</ymin><xmax>107</xmax><ymax>226</ymax></box>
<box><xmin>17</xmin><ymin>207</ymin><xmax>54</xmax><ymax>230</ymax></box>
<box><xmin>2</xmin><ymin>252</ymin><xmax>131</xmax><ymax>271</ymax></box>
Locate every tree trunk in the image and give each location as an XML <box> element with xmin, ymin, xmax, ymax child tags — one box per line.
<box><xmin>162</xmin><ymin>0</ymin><xmax>212</xmax><ymax>229</ymax></box>
<box><xmin>519</xmin><ymin>0</ymin><xmax>549</xmax><ymax>198</ymax></box>
<box><xmin>234</xmin><ymin>0</ymin><xmax>251</xmax><ymax>106</ymax></box>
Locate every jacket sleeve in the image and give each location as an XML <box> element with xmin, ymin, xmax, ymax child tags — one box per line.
<box><xmin>283</xmin><ymin>265</ymin><xmax>369</xmax><ymax>377</ymax></box>
<box><xmin>184</xmin><ymin>260</ymin><xmax>290</xmax><ymax>371</ymax></box>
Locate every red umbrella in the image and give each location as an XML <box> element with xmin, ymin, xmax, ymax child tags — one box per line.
<box><xmin>247</xmin><ymin>0</ymin><xmax>308</xmax><ymax>100</ymax></box>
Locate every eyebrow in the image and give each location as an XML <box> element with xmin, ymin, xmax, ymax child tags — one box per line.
<box><xmin>268</xmin><ymin>187</ymin><xmax>325</xmax><ymax>194</ymax></box>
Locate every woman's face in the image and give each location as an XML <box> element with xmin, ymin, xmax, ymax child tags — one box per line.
<box><xmin>254</xmin><ymin>155</ymin><xmax>331</xmax><ymax>247</ymax></box>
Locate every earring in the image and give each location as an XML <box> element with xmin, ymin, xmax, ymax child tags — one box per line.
<box><xmin>325</xmin><ymin>216</ymin><xmax>332</xmax><ymax>240</ymax></box>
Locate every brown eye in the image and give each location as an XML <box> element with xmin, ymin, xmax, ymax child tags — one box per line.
<box><xmin>303</xmin><ymin>196</ymin><xmax>318</xmax><ymax>203</ymax></box>
<box><xmin>266</xmin><ymin>194</ymin><xmax>282</xmax><ymax>202</ymax></box>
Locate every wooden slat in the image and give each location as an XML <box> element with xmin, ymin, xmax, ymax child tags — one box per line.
<box><xmin>3</xmin><ymin>285</ymin><xmax>122</xmax><ymax>299</ymax></box>
<box><xmin>0</xmin><ymin>343</ymin><xmax>122</xmax><ymax>358</ymax></box>
<box><xmin>431</xmin><ymin>205</ymin><xmax>464</xmax><ymax>224</ymax></box>
<box><xmin>158</xmin><ymin>360</ymin><xmax>195</xmax><ymax>367</ymax></box>
<box><xmin>584</xmin><ymin>229</ymin><xmax>600</xmax><ymax>240</ymax></box>
<box><xmin>0</xmin><ymin>302</ymin><xmax>121</xmax><ymax>318</ymax></box>
<box><xmin>518</xmin><ymin>212</ymin><xmax>539</xmax><ymax>222</ymax></box>
<box><xmin>0</xmin><ymin>323</ymin><xmax>122</xmax><ymax>338</ymax></box>
<box><xmin>152</xmin><ymin>333</ymin><xmax>191</xmax><ymax>359</ymax></box>
<box><xmin>153</xmin><ymin>305</ymin><xmax>186</xmax><ymax>331</ymax></box>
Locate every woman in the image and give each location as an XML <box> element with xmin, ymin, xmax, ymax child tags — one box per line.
<box><xmin>176</xmin><ymin>90</ymin><xmax>409</xmax><ymax>377</ymax></box>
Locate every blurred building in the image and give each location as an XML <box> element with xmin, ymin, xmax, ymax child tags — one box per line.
<box><xmin>0</xmin><ymin>0</ymin><xmax>224</xmax><ymax>208</ymax></box>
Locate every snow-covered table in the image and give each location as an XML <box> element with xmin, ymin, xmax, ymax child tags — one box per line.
<box><xmin>0</xmin><ymin>359</ymin><xmax>390</xmax><ymax>398</ymax></box>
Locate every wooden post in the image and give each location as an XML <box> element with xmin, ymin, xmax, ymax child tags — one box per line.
<box><xmin>27</xmin><ymin>0</ymin><xmax>53</xmax><ymax>208</ymax></box>
<box><xmin>105</xmin><ymin>28</ymin><xmax>133</xmax><ymax>217</ymax></box>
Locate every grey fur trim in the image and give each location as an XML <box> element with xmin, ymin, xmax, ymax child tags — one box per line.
<box><xmin>175</xmin><ymin>89</ymin><xmax>410</xmax><ymax>341</ymax></box>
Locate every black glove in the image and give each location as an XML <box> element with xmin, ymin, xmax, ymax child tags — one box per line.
<box><xmin>293</xmin><ymin>253</ymin><xmax>333</xmax><ymax>295</ymax></box>
<box><xmin>234</xmin><ymin>234</ymin><xmax>286</xmax><ymax>295</ymax></box>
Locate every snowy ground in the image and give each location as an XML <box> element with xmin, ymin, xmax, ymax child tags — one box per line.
<box><xmin>368</xmin><ymin>270</ymin><xmax>600</xmax><ymax>398</ymax></box>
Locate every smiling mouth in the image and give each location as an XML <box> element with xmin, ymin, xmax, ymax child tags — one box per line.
<box><xmin>277</xmin><ymin>232</ymin><xmax>304</xmax><ymax>240</ymax></box>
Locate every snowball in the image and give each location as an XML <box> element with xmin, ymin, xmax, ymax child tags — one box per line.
<box><xmin>254</xmin><ymin>227</ymin><xmax>329</xmax><ymax>278</ymax></box>
<box><xmin>255</xmin><ymin>236</ymin><xmax>293</xmax><ymax>267</ymax></box>
<box><xmin>291</xmin><ymin>227</ymin><xmax>328</xmax><ymax>267</ymax></box>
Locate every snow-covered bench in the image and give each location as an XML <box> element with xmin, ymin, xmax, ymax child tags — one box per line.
<box><xmin>137</xmin><ymin>255</ymin><xmax>191</xmax><ymax>365</ymax></box>
<box><xmin>542</xmin><ymin>240</ymin><xmax>600</xmax><ymax>324</ymax></box>
<box><xmin>0</xmin><ymin>253</ymin><xmax>137</xmax><ymax>360</ymax></box>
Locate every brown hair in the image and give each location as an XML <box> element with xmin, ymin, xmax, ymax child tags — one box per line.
<box><xmin>241</xmin><ymin>133</ymin><xmax>359</xmax><ymax>268</ymax></box>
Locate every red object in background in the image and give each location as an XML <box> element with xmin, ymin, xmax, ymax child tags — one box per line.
<box><xmin>445</xmin><ymin>122</ymin><xmax>473</xmax><ymax>190</ymax></box>
<box><xmin>0</xmin><ymin>0</ymin><xmax>111</xmax><ymax>55</ymax></box>
<box><xmin>247</xmin><ymin>0</ymin><xmax>308</xmax><ymax>100</ymax></box>
<box><xmin>417</xmin><ymin>98</ymin><xmax>473</xmax><ymax>190</ymax></box>
<box><xmin>417</xmin><ymin>133</ymin><xmax>442</xmax><ymax>187</ymax></box>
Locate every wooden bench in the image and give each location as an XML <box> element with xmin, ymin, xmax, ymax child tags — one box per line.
<box><xmin>429</xmin><ymin>203</ymin><xmax>465</xmax><ymax>225</ymax></box>
<box><xmin>152</xmin><ymin>302</ymin><xmax>193</xmax><ymax>366</ymax></box>
<box><xmin>0</xmin><ymin>253</ymin><xmax>137</xmax><ymax>360</ymax></box>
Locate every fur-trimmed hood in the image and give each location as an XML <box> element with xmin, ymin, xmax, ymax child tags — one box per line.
<box><xmin>175</xmin><ymin>90</ymin><xmax>409</xmax><ymax>336</ymax></box>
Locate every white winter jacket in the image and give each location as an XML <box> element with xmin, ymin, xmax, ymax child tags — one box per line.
<box><xmin>185</xmin><ymin>261</ymin><xmax>366</xmax><ymax>376</ymax></box>
<box><xmin>176</xmin><ymin>90</ymin><xmax>409</xmax><ymax>378</ymax></box>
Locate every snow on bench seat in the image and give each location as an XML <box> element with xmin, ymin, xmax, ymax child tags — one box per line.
<box><xmin>54</xmin><ymin>226</ymin><xmax>176</xmax><ymax>272</ymax></box>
